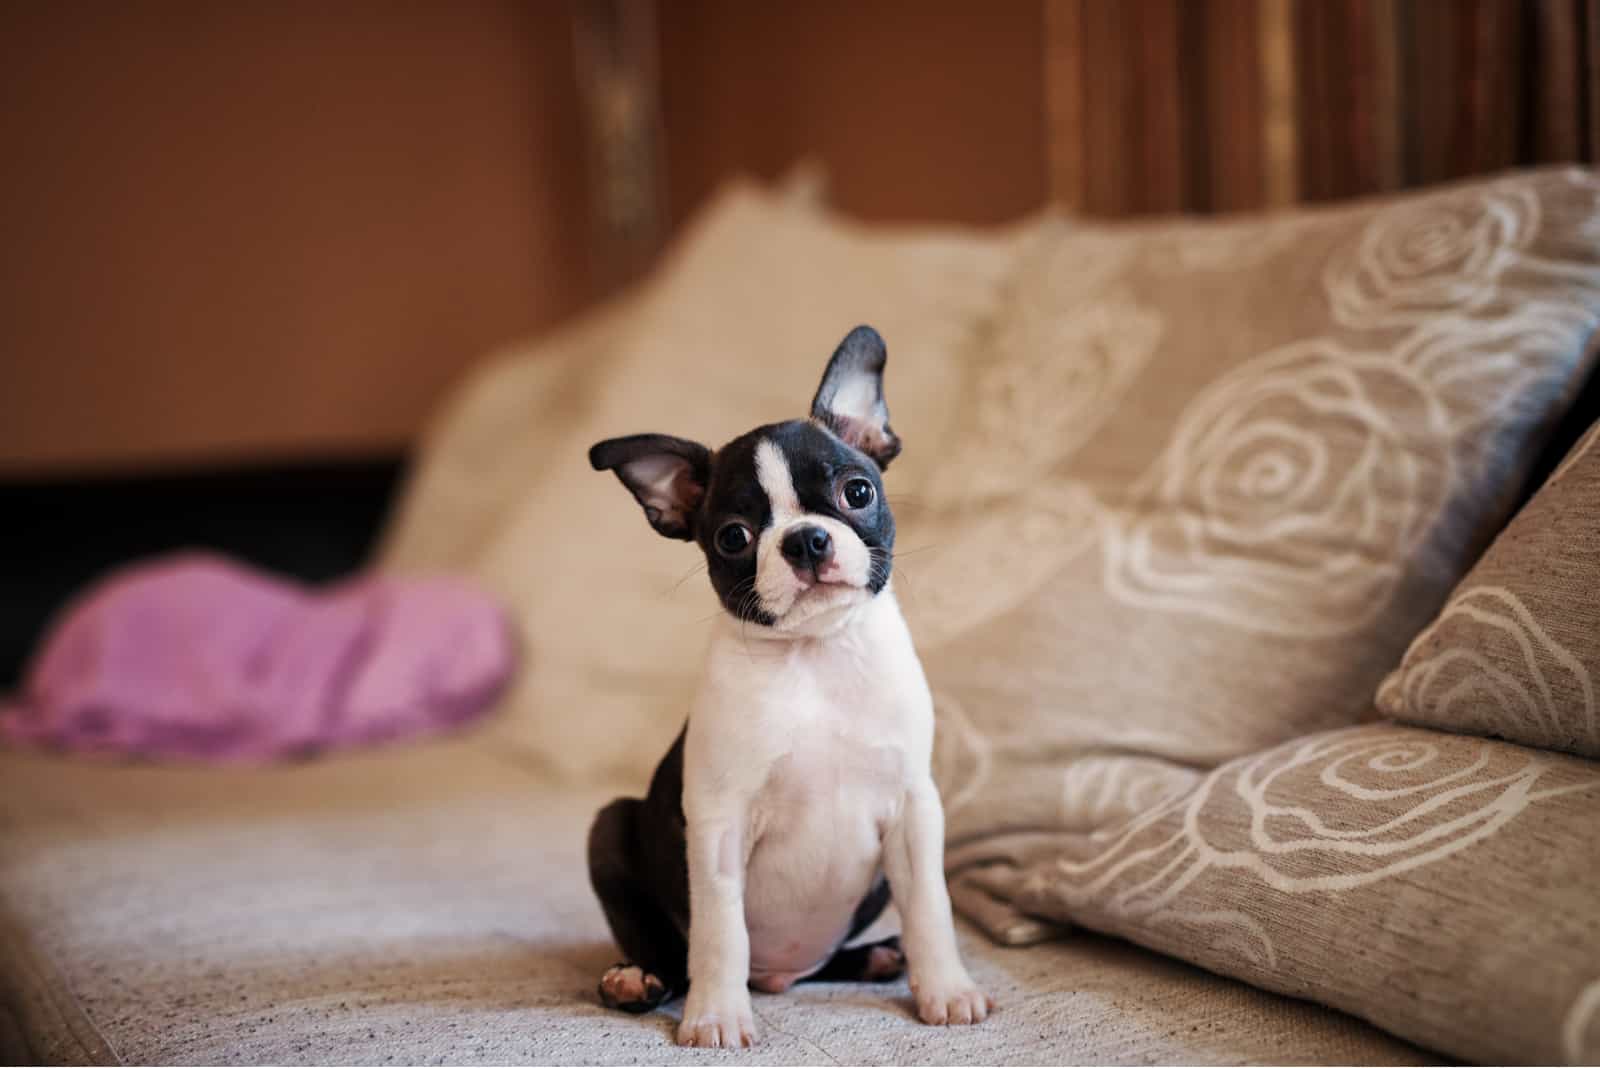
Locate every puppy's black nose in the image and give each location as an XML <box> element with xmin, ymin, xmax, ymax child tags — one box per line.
<box><xmin>781</xmin><ymin>525</ymin><xmax>833</xmax><ymax>569</ymax></box>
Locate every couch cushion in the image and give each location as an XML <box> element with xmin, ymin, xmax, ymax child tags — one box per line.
<box><xmin>971</xmin><ymin>724</ymin><xmax>1600</xmax><ymax>1065</ymax></box>
<box><xmin>1377</xmin><ymin>416</ymin><xmax>1600</xmax><ymax>757</ymax></box>
<box><xmin>0</xmin><ymin>739</ymin><xmax>1433</xmax><ymax>1065</ymax></box>
<box><xmin>908</xmin><ymin>167</ymin><xmax>1600</xmax><ymax>855</ymax></box>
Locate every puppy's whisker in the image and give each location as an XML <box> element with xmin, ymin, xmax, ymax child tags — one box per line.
<box><xmin>666</xmin><ymin>561</ymin><xmax>710</xmax><ymax>596</ymax></box>
<box><xmin>888</xmin><ymin>562</ymin><xmax>920</xmax><ymax>603</ymax></box>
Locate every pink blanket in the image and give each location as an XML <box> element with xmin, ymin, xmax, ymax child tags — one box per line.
<box><xmin>0</xmin><ymin>554</ymin><xmax>516</xmax><ymax>762</ymax></box>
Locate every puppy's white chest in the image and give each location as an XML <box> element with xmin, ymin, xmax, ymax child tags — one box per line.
<box><xmin>742</xmin><ymin>741</ymin><xmax>903</xmax><ymax>979</ymax></box>
<box><xmin>686</xmin><ymin>593</ymin><xmax>933</xmax><ymax>984</ymax></box>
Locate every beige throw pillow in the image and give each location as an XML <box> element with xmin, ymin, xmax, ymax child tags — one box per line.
<box><xmin>1377</xmin><ymin>417</ymin><xmax>1600</xmax><ymax>757</ymax></box>
<box><xmin>909</xmin><ymin>168</ymin><xmax>1600</xmax><ymax>855</ymax></box>
<box><xmin>977</xmin><ymin>724</ymin><xmax>1600</xmax><ymax>1065</ymax></box>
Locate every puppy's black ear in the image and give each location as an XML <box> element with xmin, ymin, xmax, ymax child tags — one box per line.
<box><xmin>589</xmin><ymin>434</ymin><xmax>712</xmax><ymax>540</ymax></box>
<box><xmin>810</xmin><ymin>324</ymin><xmax>902</xmax><ymax>469</ymax></box>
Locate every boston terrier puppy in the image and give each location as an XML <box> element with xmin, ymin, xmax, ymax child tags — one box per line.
<box><xmin>586</xmin><ymin>325</ymin><xmax>992</xmax><ymax>1048</ymax></box>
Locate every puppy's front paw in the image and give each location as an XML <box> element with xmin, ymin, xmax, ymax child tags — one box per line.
<box><xmin>677</xmin><ymin>987</ymin><xmax>758</xmax><ymax>1048</ymax></box>
<box><xmin>911</xmin><ymin>973</ymin><xmax>994</xmax><ymax>1026</ymax></box>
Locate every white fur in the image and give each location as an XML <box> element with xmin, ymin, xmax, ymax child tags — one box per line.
<box><xmin>752</xmin><ymin>439</ymin><xmax>874</xmax><ymax>633</ymax></box>
<box><xmin>675</xmin><ymin>445</ymin><xmax>990</xmax><ymax>1047</ymax></box>
<box><xmin>828</xmin><ymin>376</ymin><xmax>881</xmax><ymax>426</ymax></box>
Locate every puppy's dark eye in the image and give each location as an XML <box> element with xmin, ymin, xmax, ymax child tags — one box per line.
<box><xmin>714</xmin><ymin>521</ymin><xmax>753</xmax><ymax>557</ymax></box>
<box><xmin>841</xmin><ymin>477</ymin><xmax>875</xmax><ymax>510</ymax></box>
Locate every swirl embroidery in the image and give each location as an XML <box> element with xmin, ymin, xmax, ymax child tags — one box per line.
<box><xmin>1381</xmin><ymin>586</ymin><xmax>1599</xmax><ymax>755</ymax></box>
<box><xmin>935</xmin><ymin>288</ymin><xmax>1162</xmax><ymax>506</ymax></box>
<box><xmin>1100</xmin><ymin>340</ymin><xmax>1451</xmax><ymax>636</ymax></box>
<box><xmin>1323</xmin><ymin>184</ymin><xmax>1541</xmax><ymax>330</ymax></box>
<box><xmin>1028</xmin><ymin>728</ymin><xmax>1600</xmax><ymax>955</ymax></box>
<box><xmin>1565</xmin><ymin>979</ymin><xmax>1600</xmax><ymax>1064</ymax></box>
<box><xmin>1097</xmin><ymin>176</ymin><xmax>1600</xmax><ymax>636</ymax></box>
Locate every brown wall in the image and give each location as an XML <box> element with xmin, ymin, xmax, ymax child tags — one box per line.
<box><xmin>0</xmin><ymin>2</ymin><xmax>591</xmax><ymax>474</ymax></box>
<box><xmin>658</xmin><ymin>0</ymin><xmax>1049</xmax><ymax>227</ymax></box>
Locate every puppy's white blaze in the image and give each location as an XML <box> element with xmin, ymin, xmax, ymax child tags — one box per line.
<box><xmin>753</xmin><ymin>439</ymin><xmax>805</xmax><ymax>618</ymax></box>
<box><xmin>754</xmin><ymin>440</ymin><xmax>801</xmax><ymax>520</ymax></box>
<box><xmin>751</xmin><ymin>438</ymin><xmax>874</xmax><ymax>627</ymax></box>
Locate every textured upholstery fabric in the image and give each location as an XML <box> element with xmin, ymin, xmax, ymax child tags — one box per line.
<box><xmin>1378</xmin><ymin>417</ymin><xmax>1600</xmax><ymax>757</ymax></box>
<box><xmin>0</xmin><ymin>740</ymin><xmax>1433</xmax><ymax>1065</ymax></box>
<box><xmin>961</xmin><ymin>725</ymin><xmax>1600</xmax><ymax>1065</ymax></box>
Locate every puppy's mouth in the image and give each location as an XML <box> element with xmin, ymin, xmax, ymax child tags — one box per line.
<box><xmin>771</xmin><ymin>581</ymin><xmax>870</xmax><ymax>632</ymax></box>
<box><xmin>790</xmin><ymin>563</ymin><xmax>863</xmax><ymax>592</ymax></box>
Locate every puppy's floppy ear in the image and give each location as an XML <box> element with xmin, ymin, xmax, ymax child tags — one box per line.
<box><xmin>810</xmin><ymin>324</ymin><xmax>902</xmax><ymax>469</ymax></box>
<box><xmin>589</xmin><ymin>434</ymin><xmax>712</xmax><ymax>540</ymax></box>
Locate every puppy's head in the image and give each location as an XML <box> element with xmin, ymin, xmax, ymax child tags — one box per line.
<box><xmin>590</xmin><ymin>325</ymin><xmax>901</xmax><ymax>634</ymax></box>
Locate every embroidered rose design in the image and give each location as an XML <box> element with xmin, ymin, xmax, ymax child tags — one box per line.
<box><xmin>1324</xmin><ymin>184</ymin><xmax>1540</xmax><ymax>330</ymax></box>
<box><xmin>1102</xmin><ymin>340</ymin><xmax>1451</xmax><ymax>636</ymax></box>
<box><xmin>1029</xmin><ymin>727</ymin><xmax>1597</xmax><ymax>929</ymax></box>
<box><xmin>1378</xmin><ymin>586</ymin><xmax>1599</xmax><ymax>756</ymax></box>
<box><xmin>932</xmin><ymin>288</ymin><xmax>1161</xmax><ymax>507</ymax></box>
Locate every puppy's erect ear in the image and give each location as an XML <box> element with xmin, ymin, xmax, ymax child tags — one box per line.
<box><xmin>810</xmin><ymin>324</ymin><xmax>902</xmax><ymax>469</ymax></box>
<box><xmin>589</xmin><ymin>434</ymin><xmax>712</xmax><ymax>540</ymax></box>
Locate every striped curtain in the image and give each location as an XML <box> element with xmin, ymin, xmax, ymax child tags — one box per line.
<box><xmin>1045</xmin><ymin>0</ymin><xmax>1600</xmax><ymax>216</ymax></box>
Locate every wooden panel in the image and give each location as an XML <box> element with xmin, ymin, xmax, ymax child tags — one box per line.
<box><xmin>1465</xmin><ymin>0</ymin><xmax>1526</xmax><ymax>173</ymax></box>
<box><xmin>1402</xmin><ymin>0</ymin><xmax>1542</xmax><ymax>186</ymax></box>
<box><xmin>1399</xmin><ymin>0</ymin><xmax>1461</xmax><ymax>186</ymax></box>
<box><xmin>1532</xmin><ymin>0</ymin><xmax>1584</xmax><ymax>161</ymax></box>
<box><xmin>0</xmin><ymin>2</ymin><xmax>592</xmax><ymax>474</ymax></box>
<box><xmin>1259</xmin><ymin>0</ymin><xmax>1300</xmax><ymax>207</ymax></box>
<box><xmin>1050</xmin><ymin>0</ymin><xmax>1268</xmax><ymax>216</ymax></box>
<box><xmin>1198</xmin><ymin>0</ymin><xmax>1267</xmax><ymax>212</ymax></box>
<box><xmin>1590</xmin><ymin>0</ymin><xmax>1600</xmax><ymax>160</ymax></box>
<box><xmin>1295</xmin><ymin>0</ymin><xmax>1401</xmax><ymax>201</ymax></box>
<box><xmin>1134</xmin><ymin>0</ymin><xmax>1188</xmax><ymax>213</ymax></box>
<box><xmin>657</xmin><ymin>0</ymin><xmax>1049</xmax><ymax>226</ymax></box>
<box><xmin>1045</xmin><ymin>0</ymin><xmax>1086</xmax><ymax>211</ymax></box>
<box><xmin>573</xmin><ymin>0</ymin><xmax>668</xmax><ymax>290</ymax></box>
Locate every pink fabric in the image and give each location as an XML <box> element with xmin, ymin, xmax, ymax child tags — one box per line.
<box><xmin>0</xmin><ymin>553</ymin><xmax>517</xmax><ymax>762</ymax></box>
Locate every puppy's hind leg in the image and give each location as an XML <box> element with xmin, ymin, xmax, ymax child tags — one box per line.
<box><xmin>807</xmin><ymin>935</ymin><xmax>906</xmax><ymax>984</ymax></box>
<box><xmin>588</xmin><ymin>798</ymin><xmax>687</xmax><ymax>1013</ymax></box>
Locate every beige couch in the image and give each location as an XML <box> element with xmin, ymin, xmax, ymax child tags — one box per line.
<box><xmin>5</xmin><ymin>171</ymin><xmax>1600</xmax><ymax>1065</ymax></box>
<box><xmin>0</xmin><ymin>737</ymin><xmax>1431</xmax><ymax>1065</ymax></box>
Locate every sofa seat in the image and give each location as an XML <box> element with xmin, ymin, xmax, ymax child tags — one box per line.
<box><xmin>0</xmin><ymin>734</ymin><xmax>1433</xmax><ymax>1065</ymax></box>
